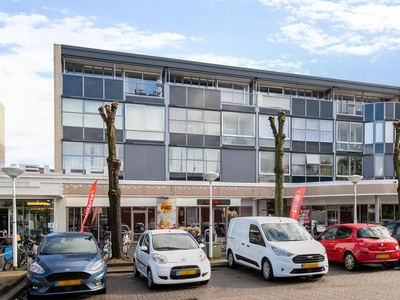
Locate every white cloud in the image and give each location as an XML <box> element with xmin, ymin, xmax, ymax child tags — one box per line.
<box><xmin>260</xmin><ymin>0</ymin><xmax>400</xmax><ymax>55</ymax></box>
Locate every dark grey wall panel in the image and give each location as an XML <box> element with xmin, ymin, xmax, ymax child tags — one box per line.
<box><xmin>84</xmin><ymin>128</ymin><xmax>104</xmax><ymax>141</ymax></box>
<box><xmin>385</xmin><ymin>102</ymin><xmax>394</xmax><ymax>120</ymax></box>
<box><xmin>204</xmin><ymin>90</ymin><xmax>220</xmax><ymax>109</ymax></box>
<box><xmin>292</xmin><ymin>98</ymin><xmax>306</xmax><ymax>116</ymax></box>
<box><xmin>105</xmin><ymin>79</ymin><xmax>123</xmax><ymax>100</ymax></box>
<box><xmin>307</xmin><ymin>99</ymin><xmax>319</xmax><ymax>117</ymax></box>
<box><xmin>63</xmin><ymin>127</ymin><xmax>83</xmax><ymax>140</ymax></box>
<box><xmin>187</xmin><ymin>88</ymin><xmax>203</xmax><ymax>108</ymax></box>
<box><xmin>170</xmin><ymin>86</ymin><xmax>186</xmax><ymax>106</ymax></box>
<box><xmin>221</xmin><ymin>149</ymin><xmax>256</xmax><ymax>182</ymax></box>
<box><xmin>84</xmin><ymin>77</ymin><xmax>103</xmax><ymax>99</ymax></box>
<box><xmin>385</xmin><ymin>155</ymin><xmax>395</xmax><ymax>177</ymax></box>
<box><xmin>363</xmin><ymin>155</ymin><xmax>374</xmax><ymax>178</ymax></box>
<box><xmin>320</xmin><ymin>101</ymin><xmax>333</xmax><ymax>118</ymax></box>
<box><xmin>124</xmin><ymin>144</ymin><xmax>165</xmax><ymax>180</ymax></box>
<box><xmin>63</xmin><ymin>75</ymin><xmax>83</xmax><ymax>97</ymax></box>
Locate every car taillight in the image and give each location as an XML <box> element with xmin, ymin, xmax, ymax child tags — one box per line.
<box><xmin>395</xmin><ymin>244</ymin><xmax>400</xmax><ymax>252</ymax></box>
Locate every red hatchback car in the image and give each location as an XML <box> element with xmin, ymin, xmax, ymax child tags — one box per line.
<box><xmin>316</xmin><ymin>223</ymin><xmax>400</xmax><ymax>271</ymax></box>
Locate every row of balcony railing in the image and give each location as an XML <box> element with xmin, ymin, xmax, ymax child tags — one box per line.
<box><xmin>124</xmin><ymin>81</ymin><xmax>363</xmax><ymax>116</ymax></box>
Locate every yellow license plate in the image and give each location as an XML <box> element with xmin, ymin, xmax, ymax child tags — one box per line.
<box><xmin>55</xmin><ymin>279</ymin><xmax>82</xmax><ymax>287</ymax></box>
<box><xmin>177</xmin><ymin>269</ymin><xmax>196</xmax><ymax>276</ymax></box>
<box><xmin>302</xmin><ymin>263</ymin><xmax>318</xmax><ymax>269</ymax></box>
<box><xmin>376</xmin><ymin>253</ymin><xmax>390</xmax><ymax>259</ymax></box>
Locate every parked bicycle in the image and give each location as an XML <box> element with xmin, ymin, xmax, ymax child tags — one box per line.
<box><xmin>98</xmin><ymin>230</ymin><xmax>112</xmax><ymax>260</ymax></box>
<box><xmin>122</xmin><ymin>232</ymin><xmax>131</xmax><ymax>255</ymax></box>
<box><xmin>2</xmin><ymin>242</ymin><xmax>28</xmax><ymax>271</ymax></box>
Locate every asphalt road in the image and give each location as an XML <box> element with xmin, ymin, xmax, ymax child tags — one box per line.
<box><xmin>18</xmin><ymin>262</ymin><xmax>400</xmax><ymax>300</ymax></box>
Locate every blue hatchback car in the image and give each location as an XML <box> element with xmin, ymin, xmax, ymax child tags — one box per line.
<box><xmin>27</xmin><ymin>232</ymin><xmax>107</xmax><ymax>299</ymax></box>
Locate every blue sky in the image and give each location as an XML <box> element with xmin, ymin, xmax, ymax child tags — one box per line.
<box><xmin>1</xmin><ymin>0</ymin><xmax>400</xmax><ymax>168</ymax></box>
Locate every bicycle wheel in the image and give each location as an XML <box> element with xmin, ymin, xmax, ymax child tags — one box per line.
<box><xmin>123</xmin><ymin>243</ymin><xmax>129</xmax><ymax>254</ymax></box>
<box><xmin>19</xmin><ymin>252</ymin><xmax>27</xmax><ymax>267</ymax></box>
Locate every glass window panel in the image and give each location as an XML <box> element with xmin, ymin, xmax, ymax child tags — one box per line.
<box><xmin>115</xmin><ymin>116</ymin><xmax>123</xmax><ymax>130</ymax></box>
<box><xmin>204</xmin><ymin>149</ymin><xmax>220</xmax><ymax>161</ymax></box>
<box><xmin>63</xmin><ymin>142</ymin><xmax>83</xmax><ymax>155</ymax></box>
<box><xmin>375</xmin><ymin>155</ymin><xmax>383</xmax><ymax>176</ymax></box>
<box><xmin>126</xmin><ymin>104</ymin><xmax>145</xmax><ymax>130</ymax></box>
<box><xmin>204</xmin><ymin>111</ymin><xmax>220</xmax><ymax>123</ymax></box>
<box><xmin>292</xmin><ymin>153</ymin><xmax>305</xmax><ymax>164</ymax></box>
<box><xmin>84</xmin><ymin>156</ymin><xmax>105</xmax><ymax>168</ymax></box>
<box><xmin>306</xmin><ymin>119</ymin><xmax>319</xmax><ymax>129</ymax></box>
<box><xmin>292</xmin><ymin>165</ymin><xmax>305</xmax><ymax>175</ymax></box>
<box><xmin>187</xmin><ymin>148</ymin><xmax>203</xmax><ymax>160</ymax></box>
<box><xmin>292</xmin><ymin>118</ymin><xmax>306</xmax><ymax>129</ymax></box>
<box><xmin>320</xmin><ymin>120</ymin><xmax>333</xmax><ymax>131</ymax></box>
<box><xmin>205</xmin><ymin>161</ymin><xmax>219</xmax><ymax>173</ymax></box>
<box><xmin>385</xmin><ymin>121</ymin><xmax>394</xmax><ymax>143</ymax></box>
<box><xmin>352</xmin><ymin>123</ymin><xmax>363</xmax><ymax>143</ymax></box>
<box><xmin>63</xmin><ymin>98</ymin><xmax>83</xmax><ymax>112</ymax></box>
<box><xmin>320</xmin><ymin>155</ymin><xmax>332</xmax><ymax>165</ymax></box>
<box><xmin>365</xmin><ymin>122</ymin><xmax>373</xmax><ymax>144</ymax></box>
<box><xmin>336</xmin><ymin>156</ymin><xmax>349</xmax><ymax>176</ymax></box>
<box><xmin>170</xmin><ymin>147</ymin><xmax>186</xmax><ymax>159</ymax></box>
<box><xmin>204</xmin><ymin>123</ymin><xmax>220</xmax><ymax>135</ymax></box>
<box><xmin>170</xmin><ymin>160</ymin><xmax>186</xmax><ymax>172</ymax></box>
<box><xmin>63</xmin><ymin>113</ymin><xmax>83</xmax><ymax>127</ymax></box>
<box><xmin>337</xmin><ymin>122</ymin><xmax>350</xmax><ymax>142</ymax></box>
<box><xmin>306</xmin><ymin>130</ymin><xmax>319</xmax><ymax>141</ymax></box>
<box><xmin>125</xmin><ymin>131</ymin><xmax>163</xmax><ymax>141</ymax></box>
<box><xmin>375</xmin><ymin>122</ymin><xmax>383</xmax><ymax>143</ymax></box>
<box><xmin>188</xmin><ymin>109</ymin><xmax>203</xmax><ymax>121</ymax></box>
<box><xmin>223</xmin><ymin>112</ymin><xmax>238</xmax><ymax>135</ymax></box>
<box><xmin>260</xmin><ymin>152</ymin><xmax>274</xmax><ymax>174</ymax></box>
<box><xmin>84</xmin><ymin>143</ymin><xmax>103</xmax><ymax>156</ymax></box>
<box><xmin>170</xmin><ymin>108</ymin><xmax>186</xmax><ymax>120</ymax></box>
<box><xmin>306</xmin><ymin>154</ymin><xmax>320</xmax><ymax>164</ymax></box>
<box><xmin>84</xmin><ymin>114</ymin><xmax>103</xmax><ymax>128</ymax></box>
<box><xmin>187</xmin><ymin>160</ymin><xmax>203</xmax><ymax>173</ymax></box>
<box><xmin>292</xmin><ymin>129</ymin><xmax>305</xmax><ymax>141</ymax></box>
<box><xmin>63</xmin><ymin>156</ymin><xmax>83</xmax><ymax>169</ymax></box>
<box><xmin>85</xmin><ymin>101</ymin><xmax>100</xmax><ymax>113</ymax></box>
<box><xmin>145</xmin><ymin>106</ymin><xmax>164</xmax><ymax>131</ymax></box>
<box><xmin>187</xmin><ymin>121</ymin><xmax>203</xmax><ymax>134</ymax></box>
<box><xmin>239</xmin><ymin>113</ymin><xmax>254</xmax><ymax>136</ymax></box>
<box><xmin>170</xmin><ymin>120</ymin><xmax>187</xmax><ymax>133</ymax></box>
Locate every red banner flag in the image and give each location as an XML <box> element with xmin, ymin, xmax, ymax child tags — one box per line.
<box><xmin>80</xmin><ymin>180</ymin><xmax>98</xmax><ymax>232</ymax></box>
<box><xmin>289</xmin><ymin>186</ymin><xmax>306</xmax><ymax>220</ymax></box>
<box><xmin>88</xmin><ymin>207</ymin><xmax>98</xmax><ymax>232</ymax></box>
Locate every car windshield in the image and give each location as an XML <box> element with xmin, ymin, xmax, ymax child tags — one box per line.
<box><xmin>152</xmin><ymin>233</ymin><xmax>199</xmax><ymax>251</ymax></box>
<box><xmin>261</xmin><ymin>222</ymin><xmax>313</xmax><ymax>242</ymax></box>
<box><xmin>357</xmin><ymin>226</ymin><xmax>391</xmax><ymax>239</ymax></box>
<box><xmin>39</xmin><ymin>235</ymin><xmax>98</xmax><ymax>254</ymax></box>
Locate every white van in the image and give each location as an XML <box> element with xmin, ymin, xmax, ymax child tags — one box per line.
<box><xmin>226</xmin><ymin>216</ymin><xmax>328</xmax><ymax>280</ymax></box>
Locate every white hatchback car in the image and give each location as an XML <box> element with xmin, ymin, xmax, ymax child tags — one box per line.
<box><xmin>133</xmin><ymin>229</ymin><xmax>211</xmax><ymax>289</ymax></box>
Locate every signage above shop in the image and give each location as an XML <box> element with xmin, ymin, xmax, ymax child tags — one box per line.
<box><xmin>197</xmin><ymin>199</ymin><xmax>231</xmax><ymax>206</ymax></box>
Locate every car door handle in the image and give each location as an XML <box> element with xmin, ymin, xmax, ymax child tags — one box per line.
<box><xmin>242</xmin><ymin>243</ymin><xmax>245</xmax><ymax>245</ymax></box>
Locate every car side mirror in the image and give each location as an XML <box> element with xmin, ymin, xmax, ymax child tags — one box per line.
<box><xmin>199</xmin><ymin>243</ymin><xmax>205</xmax><ymax>248</ymax></box>
<box><xmin>140</xmin><ymin>245</ymin><xmax>148</xmax><ymax>252</ymax></box>
<box><xmin>27</xmin><ymin>250</ymin><xmax>35</xmax><ymax>258</ymax></box>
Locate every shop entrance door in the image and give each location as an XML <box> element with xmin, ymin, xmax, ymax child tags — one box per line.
<box><xmin>133</xmin><ymin>211</ymin><xmax>146</xmax><ymax>241</ymax></box>
<box><xmin>327</xmin><ymin>210</ymin><xmax>339</xmax><ymax>226</ymax></box>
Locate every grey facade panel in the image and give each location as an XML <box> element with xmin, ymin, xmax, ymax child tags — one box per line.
<box><xmin>307</xmin><ymin>99</ymin><xmax>319</xmax><ymax>117</ymax></box>
<box><xmin>320</xmin><ymin>101</ymin><xmax>333</xmax><ymax>119</ymax></box>
<box><xmin>105</xmin><ymin>79</ymin><xmax>123</xmax><ymax>100</ymax></box>
<box><xmin>292</xmin><ymin>98</ymin><xmax>306</xmax><ymax>116</ymax></box>
<box><xmin>204</xmin><ymin>89</ymin><xmax>220</xmax><ymax>109</ymax></box>
<box><xmin>221</xmin><ymin>104</ymin><xmax>255</xmax><ymax>113</ymax></box>
<box><xmin>63</xmin><ymin>75</ymin><xmax>83</xmax><ymax>97</ymax></box>
<box><xmin>84</xmin><ymin>77</ymin><xmax>103</xmax><ymax>99</ymax></box>
<box><xmin>63</xmin><ymin>127</ymin><xmax>83</xmax><ymax>140</ymax></box>
<box><xmin>125</xmin><ymin>95</ymin><xmax>164</xmax><ymax>105</ymax></box>
<box><xmin>124</xmin><ymin>144</ymin><xmax>165</xmax><ymax>180</ymax></box>
<box><xmin>335</xmin><ymin>114</ymin><xmax>363</xmax><ymax>122</ymax></box>
<box><xmin>385</xmin><ymin>154</ymin><xmax>395</xmax><ymax>177</ymax></box>
<box><xmin>363</xmin><ymin>155</ymin><xmax>374</xmax><ymax>178</ymax></box>
<box><xmin>170</xmin><ymin>86</ymin><xmax>186</xmax><ymax>106</ymax></box>
<box><xmin>221</xmin><ymin>149</ymin><xmax>256</xmax><ymax>182</ymax></box>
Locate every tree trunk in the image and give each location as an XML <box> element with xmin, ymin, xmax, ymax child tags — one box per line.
<box><xmin>99</xmin><ymin>102</ymin><xmax>123</xmax><ymax>259</ymax></box>
<box><xmin>269</xmin><ymin>110</ymin><xmax>286</xmax><ymax>217</ymax></box>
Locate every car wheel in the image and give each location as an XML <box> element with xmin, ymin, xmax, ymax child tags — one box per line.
<box><xmin>147</xmin><ymin>268</ymin><xmax>156</xmax><ymax>289</ymax></box>
<box><xmin>227</xmin><ymin>250</ymin><xmax>236</xmax><ymax>268</ymax></box>
<box><xmin>383</xmin><ymin>261</ymin><xmax>398</xmax><ymax>269</ymax></box>
<box><xmin>261</xmin><ymin>258</ymin><xmax>274</xmax><ymax>281</ymax></box>
<box><xmin>133</xmin><ymin>259</ymin><xmax>140</xmax><ymax>277</ymax></box>
<box><xmin>344</xmin><ymin>252</ymin><xmax>359</xmax><ymax>271</ymax></box>
<box><xmin>199</xmin><ymin>280</ymin><xmax>209</xmax><ymax>285</ymax></box>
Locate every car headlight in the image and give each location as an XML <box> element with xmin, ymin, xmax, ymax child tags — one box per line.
<box><xmin>152</xmin><ymin>253</ymin><xmax>168</xmax><ymax>264</ymax></box>
<box><xmin>29</xmin><ymin>262</ymin><xmax>45</xmax><ymax>274</ymax></box>
<box><xmin>271</xmin><ymin>246</ymin><xmax>294</xmax><ymax>257</ymax></box>
<box><xmin>198</xmin><ymin>251</ymin><xmax>207</xmax><ymax>262</ymax></box>
<box><xmin>91</xmin><ymin>259</ymin><xmax>105</xmax><ymax>271</ymax></box>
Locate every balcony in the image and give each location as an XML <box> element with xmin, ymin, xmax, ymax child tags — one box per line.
<box><xmin>336</xmin><ymin>100</ymin><xmax>363</xmax><ymax>116</ymax></box>
<box><xmin>125</xmin><ymin>81</ymin><xmax>163</xmax><ymax>97</ymax></box>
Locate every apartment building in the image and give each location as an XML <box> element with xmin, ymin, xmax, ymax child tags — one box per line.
<box><xmin>49</xmin><ymin>44</ymin><xmax>400</xmax><ymax>240</ymax></box>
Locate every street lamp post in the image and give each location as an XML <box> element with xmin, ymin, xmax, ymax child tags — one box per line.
<box><xmin>203</xmin><ymin>172</ymin><xmax>219</xmax><ymax>259</ymax></box>
<box><xmin>348</xmin><ymin>175</ymin><xmax>363</xmax><ymax>224</ymax></box>
<box><xmin>2</xmin><ymin>165</ymin><xmax>24</xmax><ymax>270</ymax></box>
